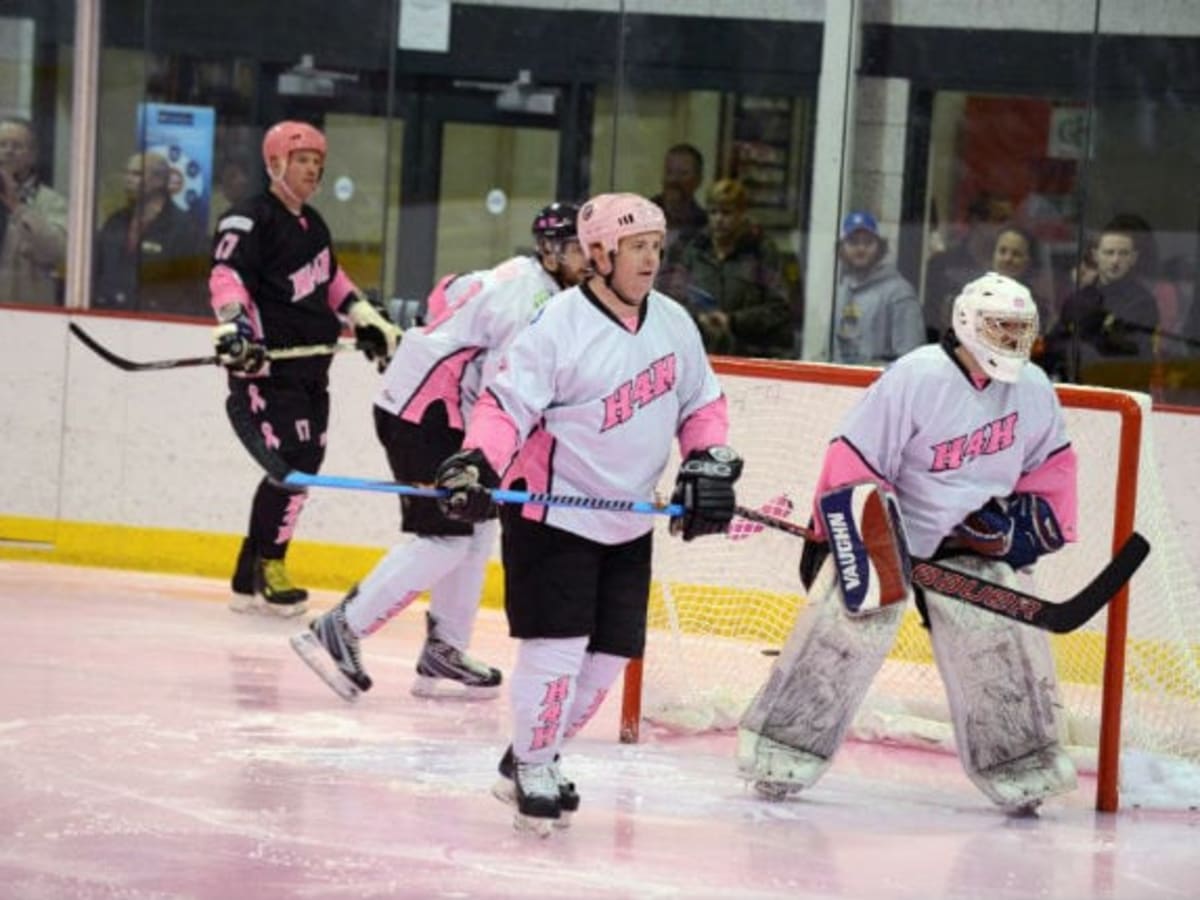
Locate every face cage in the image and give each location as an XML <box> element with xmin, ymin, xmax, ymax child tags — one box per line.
<box><xmin>977</xmin><ymin>312</ymin><xmax>1038</xmax><ymax>359</ymax></box>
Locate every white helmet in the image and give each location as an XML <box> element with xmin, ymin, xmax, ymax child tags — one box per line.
<box><xmin>952</xmin><ymin>272</ymin><xmax>1039</xmax><ymax>383</ymax></box>
<box><xmin>577</xmin><ymin>192</ymin><xmax>666</xmax><ymax>275</ymax></box>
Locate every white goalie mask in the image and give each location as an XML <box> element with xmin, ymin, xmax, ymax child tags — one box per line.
<box><xmin>952</xmin><ymin>272</ymin><xmax>1039</xmax><ymax>383</ymax></box>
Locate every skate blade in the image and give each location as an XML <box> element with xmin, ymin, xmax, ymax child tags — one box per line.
<box><xmin>230</xmin><ymin>594</ymin><xmax>307</xmax><ymax>618</ymax></box>
<box><xmin>753</xmin><ymin>780</ymin><xmax>800</xmax><ymax>802</ymax></box>
<box><xmin>289</xmin><ymin>633</ymin><xmax>361</xmax><ymax>702</ymax></box>
<box><xmin>410</xmin><ymin>675</ymin><xmax>500</xmax><ymax>701</ymax></box>
<box><xmin>492</xmin><ymin>779</ymin><xmax>572</xmax><ymax>829</ymax></box>
<box><xmin>513</xmin><ymin>811</ymin><xmax>557</xmax><ymax>837</ymax></box>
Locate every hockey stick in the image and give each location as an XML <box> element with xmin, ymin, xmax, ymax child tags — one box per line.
<box><xmin>68</xmin><ymin>321</ymin><xmax>361</xmax><ymax>372</ymax></box>
<box><xmin>282</xmin><ymin>471</ymin><xmax>685</xmax><ymax>516</ymax></box>
<box><xmin>732</xmin><ymin>504</ymin><xmax>1150</xmax><ymax>634</ymax></box>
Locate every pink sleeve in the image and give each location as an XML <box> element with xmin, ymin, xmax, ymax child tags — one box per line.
<box><xmin>462</xmin><ymin>390</ymin><xmax>521</xmax><ymax>476</ymax></box>
<box><xmin>808</xmin><ymin>438</ymin><xmax>894</xmax><ymax>539</ymax></box>
<box><xmin>1014</xmin><ymin>445</ymin><xmax>1079</xmax><ymax>544</ymax></box>
<box><xmin>677</xmin><ymin>395</ymin><xmax>730</xmax><ymax>458</ymax></box>
<box><xmin>209</xmin><ymin>265</ymin><xmax>253</xmax><ymax>318</ymax></box>
<box><xmin>328</xmin><ymin>268</ymin><xmax>359</xmax><ymax>312</ymax></box>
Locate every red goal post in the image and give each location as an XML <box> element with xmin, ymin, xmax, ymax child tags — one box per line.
<box><xmin>619</xmin><ymin>356</ymin><xmax>1184</xmax><ymax>814</ymax></box>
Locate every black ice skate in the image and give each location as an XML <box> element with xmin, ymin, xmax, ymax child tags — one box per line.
<box><xmin>230</xmin><ymin>555</ymin><xmax>308</xmax><ymax>618</ymax></box>
<box><xmin>410</xmin><ymin>612</ymin><xmax>502</xmax><ymax>699</ymax></box>
<box><xmin>509</xmin><ymin>759</ymin><xmax>564</xmax><ymax>836</ymax></box>
<box><xmin>492</xmin><ymin>745</ymin><xmax>579</xmax><ymax>829</ymax></box>
<box><xmin>290</xmin><ymin>597</ymin><xmax>372</xmax><ymax>701</ymax></box>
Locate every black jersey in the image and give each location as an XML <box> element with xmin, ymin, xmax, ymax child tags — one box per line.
<box><xmin>211</xmin><ymin>191</ymin><xmax>346</xmax><ymax>377</ymax></box>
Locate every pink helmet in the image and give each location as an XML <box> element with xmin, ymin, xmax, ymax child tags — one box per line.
<box><xmin>577</xmin><ymin>193</ymin><xmax>666</xmax><ymax>269</ymax></box>
<box><xmin>261</xmin><ymin>121</ymin><xmax>326</xmax><ymax>175</ymax></box>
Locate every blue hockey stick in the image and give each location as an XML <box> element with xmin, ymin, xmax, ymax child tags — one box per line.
<box><xmin>281</xmin><ymin>471</ymin><xmax>685</xmax><ymax>517</ymax></box>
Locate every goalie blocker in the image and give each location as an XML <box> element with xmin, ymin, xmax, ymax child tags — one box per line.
<box><xmin>816</xmin><ymin>482</ymin><xmax>912</xmax><ymax>615</ymax></box>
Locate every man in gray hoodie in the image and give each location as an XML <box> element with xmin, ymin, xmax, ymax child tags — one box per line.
<box><xmin>833</xmin><ymin>211</ymin><xmax>924</xmax><ymax>365</ymax></box>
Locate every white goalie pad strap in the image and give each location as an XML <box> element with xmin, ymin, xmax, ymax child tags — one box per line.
<box><xmin>738</xmin><ymin>558</ymin><xmax>905</xmax><ymax>787</ymax></box>
<box><xmin>924</xmin><ymin>556</ymin><xmax>1077</xmax><ymax>808</ymax></box>
<box><xmin>817</xmin><ymin>482</ymin><xmax>913</xmax><ymax>616</ymax></box>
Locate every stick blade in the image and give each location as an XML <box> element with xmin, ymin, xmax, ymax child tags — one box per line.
<box><xmin>1043</xmin><ymin>531</ymin><xmax>1151</xmax><ymax>633</ymax></box>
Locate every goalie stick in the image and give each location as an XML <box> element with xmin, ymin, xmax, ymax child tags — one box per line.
<box><xmin>731</xmin><ymin>504</ymin><xmax>1150</xmax><ymax>634</ymax></box>
<box><xmin>68</xmin><ymin>321</ymin><xmax>361</xmax><ymax>372</ymax></box>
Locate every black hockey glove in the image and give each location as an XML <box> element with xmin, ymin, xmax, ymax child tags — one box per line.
<box><xmin>434</xmin><ymin>448</ymin><xmax>500</xmax><ymax>523</ymax></box>
<box><xmin>669</xmin><ymin>445</ymin><xmax>743</xmax><ymax>541</ymax></box>
<box><xmin>954</xmin><ymin>493</ymin><xmax>1065</xmax><ymax>570</ymax></box>
<box><xmin>344</xmin><ymin>292</ymin><xmax>402</xmax><ymax>372</ymax></box>
<box><xmin>212</xmin><ymin>307</ymin><xmax>267</xmax><ymax>374</ymax></box>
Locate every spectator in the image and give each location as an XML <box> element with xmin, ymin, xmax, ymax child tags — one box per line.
<box><xmin>1044</xmin><ymin>222</ymin><xmax>1158</xmax><ymax>386</ymax></box>
<box><xmin>832</xmin><ymin>211</ymin><xmax>924</xmax><ymax>365</ymax></box>
<box><xmin>923</xmin><ymin>192</ymin><xmax>1012</xmax><ymax>339</ymax></box>
<box><xmin>209</xmin><ymin>146</ymin><xmax>260</xmax><ymax>232</ymax></box>
<box><xmin>989</xmin><ymin>223</ymin><xmax>1050</xmax><ymax>331</ymax></box>
<box><xmin>650</xmin><ymin>143</ymin><xmax>708</xmax><ymax>258</ymax></box>
<box><xmin>669</xmin><ymin>178</ymin><xmax>793</xmax><ymax>358</ymax></box>
<box><xmin>1103</xmin><ymin>212</ymin><xmax>1186</xmax><ymax>345</ymax></box>
<box><xmin>93</xmin><ymin>151</ymin><xmax>209</xmax><ymax>316</ymax></box>
<box><xmin>0</xmin><ymin>116</ymin><xmax>67</xmax><ymax>306</ymax></box>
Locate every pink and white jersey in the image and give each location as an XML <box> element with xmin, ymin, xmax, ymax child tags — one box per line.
<box><xmin>471</xmin><ymin>284</ymin><xmax>725</xmax><ymax>544</ymax></box>
<box><xmin>374</xmin><ymin>255</ymin><xmax>560</xmax><ymax>430</ymax></box>
<box><xmin>829</xmin><ymin>342</ymin><xmax>1075</xmax><ymax>557</ymax></box>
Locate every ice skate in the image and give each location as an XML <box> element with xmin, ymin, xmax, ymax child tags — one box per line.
<box><xmin>972</xmin><ymin>746</ymin><xmax>1077</xmax><ymax>813</ymax></box>
<box><xmin>737</xmin><ymin>728</ymin><xmax>824</xmax><ymax>801</ymax></box>
<box><xmin>230</xmin><ymin>558</ymin><xmax>308</xmax><ymax>618</ymax></box>
<box><xmin>410</xmin><ymin>612</ymin><xmax>502</xmax><ymax>699</ymax></box>
<box><xmin>508</xmin><ymin>759</ymin><xmax>563</xmax><ymax>837</ymax></box>
<box><xmin>290</xmin><ymin>597</ymin><xmax>372</xmax><ymax>701</ymax></box>
<box><xmin>492</xmin><ymin>745</ymin><xmax>579</xmax><ymax>828</ymax></box>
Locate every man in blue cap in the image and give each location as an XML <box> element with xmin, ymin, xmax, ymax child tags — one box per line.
<box><xmin>832</xmin><ymin>210</ymin><xmax>924</xmax><ymax>365</ymax></box>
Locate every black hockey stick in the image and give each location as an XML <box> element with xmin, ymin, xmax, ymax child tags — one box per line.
<box><xmin>732</xmin><ymin>504</ymin><xmax>1151</xmax><ymax>634</ymax></box>
<box><xmin>69</xmin><ymin>321</ymin><xmax>360</xmax><ymax>372</ymax></box>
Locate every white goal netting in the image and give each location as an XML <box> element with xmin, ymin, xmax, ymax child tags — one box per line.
<box><xmin>636</xmin><ymin>364</ymin><xmax>1200</xmax><ymax>773</ymax></box>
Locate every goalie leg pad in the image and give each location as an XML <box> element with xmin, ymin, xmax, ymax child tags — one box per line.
<box><xmin>817</xmin><ymin>482</ymin><xmax>912</xmax><ymax>615</ymax></box>
<box><xmin>925</xmin><ymin>557</ymin><xmax>1077</xmax><ymax>809</ymax></box>
<box><xmin>738</xmin><ymin>559</ymin><xmax>905</xmax><ymax>793</ymax></box>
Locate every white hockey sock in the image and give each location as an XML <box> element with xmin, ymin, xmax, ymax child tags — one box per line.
<box><xmin>564</xmin><ymin>652</ymin><xmax>627</xmax><ymax>740</ymax></box>
<box><xmin>510</xmin><ymin>637</ymin><xmax>588</xmax><ymax>764</ymax></box>
<box><xmin>343</xmin><ymin>535</ymin><xmax>471</xmax><ymax>637</ymax></box>
<box><xmin>426</xmin><ymin>520</ymin><xmax>497</xmax><ymax>649</ymax></box>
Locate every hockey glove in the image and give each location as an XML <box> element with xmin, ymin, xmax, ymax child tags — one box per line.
<box><xmin>954</xmin><ymin>493</ymin><xmax>1065</xmax><ymax>570</ymax></box>
<box><xmin>212</xmin><ymin>305</ymin><xmax>267</xmax><ymax>374</ymax></box>
<box><xmin>344</xmin><ymin>292</ymin><xmax>402</xmax><ymax>371</ymax></box>
<box><xmin>434</xmin><ymin>448</ymin><xmax>500</xmax><ymax>523</ymax></box>
<box><xmin>669</xmin><ymin>445</ymin><xmax>743</xmax><ymax>541</ymax></box>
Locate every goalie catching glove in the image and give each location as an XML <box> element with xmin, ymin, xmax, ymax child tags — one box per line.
<box><xmin>343</xmin><ymin>292</ymin><xmax>402</xmax><ymax>371</ymax></box>
<box><xmin>954</xmin><ymin>493</ymin><xmax>1065</xmax><ymax>570</ymax></box>
<box><xmin>669</xmin><ymin>445</ymin><xmax>742</xmax><ymax>541</ymax></box>
<box><xmin>434</xmin><ymin>448</ymin><xmax>500</xmax><ymax>523</ymax></box>
<box><xmin>213</xmin><ymin>304</ymin><xmax>267</xmax><ymax>374</ymax></box>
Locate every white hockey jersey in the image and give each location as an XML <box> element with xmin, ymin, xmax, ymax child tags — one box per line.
<box><xmin>477</xmin><ymin>284</ymin><xmax>724</xmax><ymax>544</ymax></box>
<box><xmin>834</xmin><ymin>343</ymin><xmax>1073</xmax><ymax>557</ymax></box>
<box><xmin>374</xmin><ymin>255</ymin><xmax>560</xmax><ymax>428</ymax></box>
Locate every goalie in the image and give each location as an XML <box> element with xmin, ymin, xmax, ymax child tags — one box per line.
<box><xmin>739</xmin><ymin>272</ymin><xmax>1080</xmax><ymax>813</ymax></box>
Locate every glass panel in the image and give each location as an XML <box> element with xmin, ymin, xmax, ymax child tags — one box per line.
<box><xmin>437</xmin><ymin>122</ymin><xmax>558</xmax><ymax>278</ymax></box>
<box><xmin>0</xmin><ymin>11</ymin><xmax>70</xmax><ymax>307</ymax></box>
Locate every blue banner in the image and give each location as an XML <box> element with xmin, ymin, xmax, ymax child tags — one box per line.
<box><xmin>137</xmin><ymin>103</ymin><xmax>215</xmax><ymax>228</ymax></box>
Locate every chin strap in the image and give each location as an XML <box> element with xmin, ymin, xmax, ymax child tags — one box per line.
<box><xmin>602</xmin><ymin>272</ymin><xmax>644</xmax><ymax>309</ymax></box>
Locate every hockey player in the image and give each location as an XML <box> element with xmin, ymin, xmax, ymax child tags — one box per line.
<box><xmin>210</xmin><ymin>120</ymin><xmax>400</xmax><ymax>617</ymax></box>
<box><xmin>290</xmin><ymin>202</ymin><xmax>589</xmax><ymax>699</ymax></box>
<box><xmin>739</xmin><ymin>272</ymin><xmax>1079</xmax><ymax>814</ymax></box>
<box><xmin>433</xmin><ymin>192</ymin><xmax>742</xmax><ymax>834</ymax></box>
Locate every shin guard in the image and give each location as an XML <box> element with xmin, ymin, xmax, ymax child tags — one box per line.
<box><xmin>738</xmin><ymin>559</ymin><xmax>906</xmax><ymax>796</ymax></box>
<box><xmin>925</xmin><ymin>557</ymin><xmax>1077</xmax><ymax>810</ymax></box>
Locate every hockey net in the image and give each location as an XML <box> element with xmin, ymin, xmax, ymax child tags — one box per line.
<box><xmin>621</xmin><ymin>357</ymin><xmax>1200</xmax><ymax>811</ymax></box>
